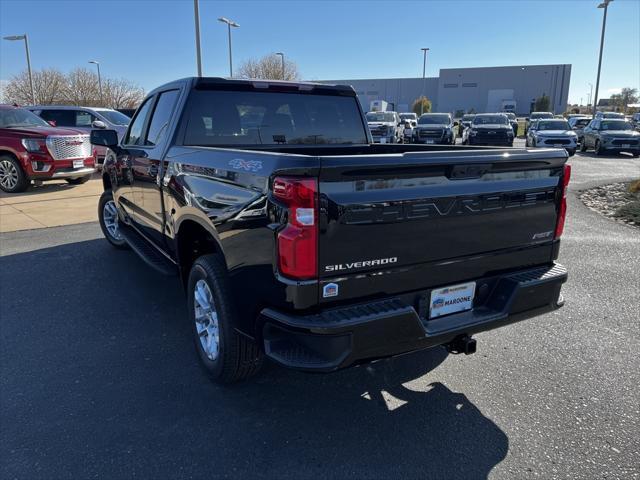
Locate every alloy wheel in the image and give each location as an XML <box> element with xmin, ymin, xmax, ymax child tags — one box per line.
<box><xmin>102</xmin><ymin>200</ymin><xmax>123</xmax><ymax>241</ymax></box>
<box><xmin>0</xmin><ymin>160</ymin><xmax>18</xmax><ymax>190</ymax></box>
<box><xmin>194</xmin><ymin>279</ymin><xmax>220</xmax><ymax>361</ymax></box>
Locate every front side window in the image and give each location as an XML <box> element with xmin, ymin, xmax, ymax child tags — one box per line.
<box><xmin>75</xmin><ymin>111</ymin><xmax>95</xmax><ymax>127</ymax></box>
<box><xmin>124</xmin><ymin>98</ymin><xmax>154</xmax><ymax>146</ymax></box>
<box><xmin>145</xmin><ymin>90</ymin><xmax>180</xmax><ymax>146</ymax></box>
<box><xmin>183</xmin><ymin>90</ymin><xmax>368</xmax><ymax>146</ymax></box>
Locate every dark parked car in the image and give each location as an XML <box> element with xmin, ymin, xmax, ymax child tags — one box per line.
<box><xmin>413</xmin><ymin>113</ymin><xmax>456</xmax><ymax>144</ymax></box>
<box><xmin>91</xmin><ymin>77</ymin><xmax>569</xmax><ymax>384</ymax></box>
<box><xmin>0</xmin><ymin>104</ymin><xmax>96</xmax><ymax>193</ymax></box>
<box><xmin>580</xmin><ymin>119</ymin><xmax>640</xmax><ymax>156</ymax></box>
<box><xmin>463</xmin><ymin>113</ymin><xmax>514</xmax><ymax>146</ymax></box>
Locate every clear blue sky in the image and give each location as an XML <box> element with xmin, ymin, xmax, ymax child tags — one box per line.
<box><xmin>1</xmin><ymin>0</ymin><xmax>639</xmax><ymax>105</ymax></box>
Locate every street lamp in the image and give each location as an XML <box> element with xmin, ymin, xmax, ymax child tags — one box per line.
<box><xmin>194</xmin><ymin>0</ymin><xmax>202</xmax><ymax>76</ymax></box>
<box><xmin>218</xmin><ymin>17</ymin><xmax>239</xmax><ymax>77</ymax></box>
<box><xmin>592</xmin><ymin>0</ymin><xmax>613</xmax><ymax>117</ymax></box>
<box><xmin>88</xmin><ymin>60</ymin><xmax>103</xmax><ymax>105</ymax></box>
<box><xmin>275</xmin><ymin>52</ymin><xmax>285</xmax><ymax>80</ymax></box>
<box><xmin>588</xmin><ymin>83</ymin><xmax>593</xmax><ymax>106</ymax></box>
<box><xmin>420</xmin><ymin>48</ymin><xmax>430</xmax><ymax>116</ymax></box>
<box><xmin>3</xmin><ymin>34</ymin><xmax>35</xmax><ymax>104</ymax></box>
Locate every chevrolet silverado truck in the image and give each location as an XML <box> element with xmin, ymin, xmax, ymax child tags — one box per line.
<box><xmin>0</xmin><ymin>104</ymin><xmax>96</xmax><ymax>193</ymax></box>
<box><xmin>91</xmin><ymin>77</ymin><xmax>570</xmax><ymax>384</ymax></box>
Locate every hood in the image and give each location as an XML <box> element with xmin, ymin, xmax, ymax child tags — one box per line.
<box><xmin>368</xmin><ymin>122</ymin><xmax>395</xmax><ymax>127</ymax></box>
<box><xmin>473</xmin><ymin>124</ymin><xmax>510</xmax><ymax>130</ymax></box>
<box><xmin>601</xmin><ymin>130</ymin><xmax>640</xmax><ymax>137</ymax></box>
<box><xmin>1</xmin><ymin>125</ymin><xmax>88</xmax><ymax>137</ymax></box>
<box><xmin>536</xmin><ymin>130</ymin><xmax>574</xmax><ymax>136</ymax></box>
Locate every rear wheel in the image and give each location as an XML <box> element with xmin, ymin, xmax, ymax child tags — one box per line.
<box><xmin>188</xmin><ymin>254</ymin><xmax>263</xmax><ymax>384</ymax></box>
<box><xmin>0</xmin><ymin>155</ymin><xmax>29</xmax><ymax>193</ymax></box>
<box><xmin>66</xmin><ymin>174</ymin><xmax>92</xmax><ymax>185</ymax></box>
<box><xmin>595</xmin><ymin>140</ymin><xmax>605</xmax><ymax>156</ymax></box>
<box><xmin>98</xmin><ymin>190</ymin><xmax>128</xmax><ymax>249</ymax></box>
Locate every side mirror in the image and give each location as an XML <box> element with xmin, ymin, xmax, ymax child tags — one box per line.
<box><xmin>90</xmin><ymin>129</ymin><xmax>119</xmax><ymax>148</ymax></box>
<box><xmin>92</xmin><ymin>120</ymin><xmax>107</xmax><ymax>129</ymax></box>
<box><xmin>47</xmin><ymin>120</ymin><xmax>56</xmax><ymax>127</ymax></box>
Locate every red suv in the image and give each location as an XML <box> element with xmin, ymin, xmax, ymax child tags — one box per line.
<box><xmin>0</xmin><ymin>104</ymin><xmax>96</xmax><ymax>193</ymax></box>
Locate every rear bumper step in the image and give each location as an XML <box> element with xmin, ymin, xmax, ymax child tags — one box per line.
<box><xmin>261</xmin><ymin>263</ymin><xmax>567</xmax><ymax>372</ymax></box>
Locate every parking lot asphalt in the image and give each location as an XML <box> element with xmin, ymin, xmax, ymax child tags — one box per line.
<box><xmin>1</xmin><ymin>151</ymin><xmax>639</xmax><ymax>479</ymax></box>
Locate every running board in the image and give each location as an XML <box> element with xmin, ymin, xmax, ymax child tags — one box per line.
<box><xmin>119</xmin><ymin>225</ymin><xmax>177</xmax><ymax>276</ymax></box>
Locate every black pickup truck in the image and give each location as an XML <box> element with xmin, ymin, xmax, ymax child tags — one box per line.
<box><xmin>91</xmin><ymin>77</ymin><xmax>570</xmax><ymax>384</ymax></box>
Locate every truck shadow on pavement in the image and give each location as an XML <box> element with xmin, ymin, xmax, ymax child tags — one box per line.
<box><xmin>0</xmin><ymin>239</ymin><xmax>508</xmax><ymax>479</ymax></box>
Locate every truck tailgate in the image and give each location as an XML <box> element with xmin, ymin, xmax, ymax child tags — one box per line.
<box><xmin>318</xmin><ymin>148</ymin><xmax>567</xmax><ymax>291</ymax></box>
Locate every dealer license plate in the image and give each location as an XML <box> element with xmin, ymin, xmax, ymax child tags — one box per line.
<box><xmin>553</xmin><ymin>144</ymin><xmax>563</xmax><ymax>148</ymax></box>
<box><xmin>380</xmin><ymin>137</ymin><xmax>387</xmax><ymax>144</ymax></box>
<box><xmin>429</xmin><ymin>281</ymin><xmax>476</xmax><ymax>319</ymax></box>
<box><xmin>426</xmin><ymin>139</ymin><xmax>435</xmax><ymax>144</ymax></box>
<box><xmin>622</xmin><ymin>144</ymin><xmax>631</xmax><ymax>149</ymax></box>
<box><xmin>73</xmin><ymin>160</ymin><xmax>84</xmax><ymax>169</ymax></box>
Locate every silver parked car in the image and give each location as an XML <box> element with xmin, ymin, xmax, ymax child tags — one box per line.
<box><xmin>28</xmin><ymin>106</ymin><xmax>130</xmax><ymax>167</ymax></box>
<box><xmin>567</xmin><ymin>116</ymin><xmax>592</xmax><ymax>144</ymax></box>
<box><xmin>526</xmin><ymin>118</ymin><xmax>577</xmax><ymax>156</ymax></box>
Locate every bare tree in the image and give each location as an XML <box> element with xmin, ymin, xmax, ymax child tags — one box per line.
<box><xmin>4</xmin><ymin>68</ymin><xmax>67</xmax><ymax>105</ymax></box>
<box><xmin>103</xmin><ymin>78</ymin><xmax>145</xmax><ymax>109</ymax></box>
<box><xmin>3</xmin><ymin>67</ymin><xmax>145</xmax><ymax>108</ymax></box>
<box><xmin>237</xmin><ymin>53</ymin><xmax>300</xmax><ymax>81</ymax></box>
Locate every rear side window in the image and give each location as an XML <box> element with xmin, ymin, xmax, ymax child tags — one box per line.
<box><xmin>75</xmin><ymin>111</ymin><xmax>95</xmax><ymax>127</ymax></box>
<box><xmin>145</xmin><ymin>90</ymin><xmax>179</xmax><ymax>147</ymax></box>
<box><xmin>39</xmin><ymin>109</ymin><xmax>75</xmax><ymax>127</ymax></box>
<box><xmin>124</xmin><ymin>98</ymin><xmax>154</xmax><ymax>146</ymax></box>
<box><xmin>182</xmin><ymin>90</ymin><xmax>368</xmax><ymax>146</ymax></box>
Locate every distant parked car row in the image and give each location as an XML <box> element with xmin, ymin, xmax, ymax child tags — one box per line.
<box><xmin>0</xmin><ymin>104</ymin><xmax>136</xmax><ymax>193</ymax></box>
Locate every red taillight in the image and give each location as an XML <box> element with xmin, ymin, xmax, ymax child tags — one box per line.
<box><xmin>273</xmin><ymin>176</ymin><xmax>318</xmax><ymax>280</ymax></box>
<box><xmin>555</xmin><ymin>164</ymin><xmax>571</xmax><ymax>238</ymax></box>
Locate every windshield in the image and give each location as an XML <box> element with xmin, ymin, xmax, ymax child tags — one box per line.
<box><xmin>418</xmin><ymin>114</ymin><xmax>450</xmax><ymax>125</ymax></box>
<box><xmin>183</xmin><ymin>90</ymin><xmax>368</xmax><ymax>146</ymax></box>
<box><xmin>601</xmin><ymin>121</ymin><xmax>633</xmax><ymax>131</ymax></box>
<box><xmin>367</xmin><ymin>112</ymin><xmax>395</xmax><ymax>122</ymax></box>
<box><xmin>0</xmin><ymin>108</ymin><xmax>50</xmax><ymax>128</ymax></box>
<box><xmin>473</xmin><ymin>115</ymin><xmax>508</xmax><ymax>125</ymax></box>
<box><xmin>98</xmin><ymin>110</ymin><xmax>131</xmax><ymax>126</ymax></box>
<box><xmin>399</xmin><ymin>113</ymin><xmax>416</xmax><ymax>121</ymax></box>
<box><xmin>538</xmin><ymin>120</ymin><xmax>570</xmax><ymax>131</ymax></box>
<box><xmin>531</xmin><ymin>112</ymin><xmax>553</xmax><ymax>119</ymax></box>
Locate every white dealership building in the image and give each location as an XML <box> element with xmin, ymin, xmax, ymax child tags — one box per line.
<box><xmin>320</xmin><ymin>64</ymin><xmax>571</xmax><ymax>116</ymax></box>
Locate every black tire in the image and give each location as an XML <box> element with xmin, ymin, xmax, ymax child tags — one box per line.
<box><xmin>0</xmin><ymin>154</ymin><xmax>29</xmax><ymax>193</ymax></box>
<box><xmin>632</xmin><ymin>150</ymin><xmax>640</xmax><ymax>158</ymax></box>
<box><xmin>595</xmin><ymin>140</ymin><xmax>605</xmax><ymax>156</ymax></box>
<box><xmin>66</xmin><ymin>174</ymin><xmax>92</xmax><ymax>185</ymax></box>
<box><xmin>98</xmin><ymin>190</ymin><xmax>129</xmax><ymax>249</ymax></box>
<box><xmin>566</xmin><ymin>149</ymin><xmax>576</xmax><ymax>157</ymax></box>
<box><xmin>188</xmin><ymin>254</ymin><xmax>264</xmax><ymax>384</ymax></box>
<box><xmin>580</xmin><ymin>140</ymin><xmax>587</xmax><ymax>153</ymax></box>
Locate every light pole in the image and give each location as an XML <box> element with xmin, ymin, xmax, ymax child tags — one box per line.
<box><xmin>420</xmin><ymin>48</ymin><xmax>430</xmax><ymax>115</ymax></box>
<box><xmin>588</xmin><ymin>83</ymin><xmax>593</xmax><ymax>106</ymax></box>
<box><xmin>194</xmin><ymin>0</ymin><xmax>202</xmax><ymax>76</ymax></box>
<box><xmin>3</xmin><ymin>34</ymin><xmax>35</xmax><ymax>104</ymax></box>
<box><xmin>275</xmin><ymin>52</ymin><xmax>285</xmax><ymax>80</ymax></box>
<box><xmin>88</xmin><ymin>60</ymin><xmax>103</xmax><ymax>105</ymax></box>
<box><xmin>218</xmin><ymin>17</ymin><xmax>239</xmax><ymax>77</ymax></box>
<box><xmin>592</xmin><ymin>0</ymin><xmax>613</xmax><ymax>117</ymax></box>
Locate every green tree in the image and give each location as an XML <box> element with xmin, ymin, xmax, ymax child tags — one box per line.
<box><xmin>534</xmin><ymin>94</ymin><xmax>551</xmax><ymax>112</ymax></box>
<box><xmin>412</xmin><ymin>96</ymin><xmax>432</xmax><ymax>116</ymax></box>
<box><xmin>619</xmin><ymin>87</ymin><xmax>638</xmax><ymax>113</ymax></box>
